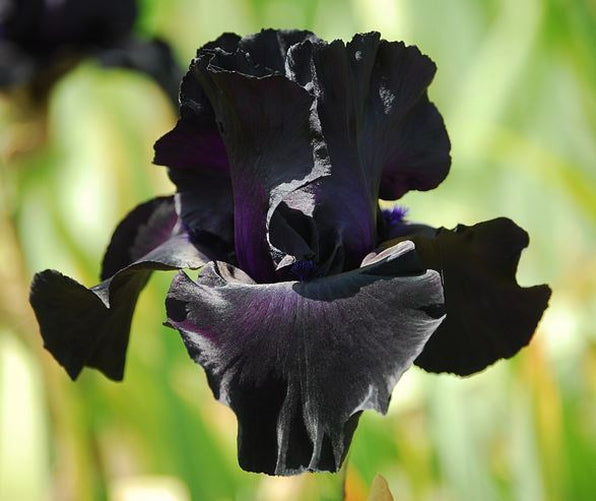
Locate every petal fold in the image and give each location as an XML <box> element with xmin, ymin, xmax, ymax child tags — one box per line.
<box><xmin>194</xmin><ymin>50</ymin><xmax>330</xmax><ymax>281</ymax></box>
<box><xmin>30</xmin><ymin>197</ymin><xmax>212</xmax><ymax>380</ymax></box>
<box><xmin>165</xmin><ymin>240</ymin><xmax>444</xmax><ymax>475</ymax></box>
<box><xmin>286</xmin><ymin>33</ymin><xmax>451</xmax><ymax>201</ymax></box>
<box><xmin>167</xmin><ymin>168</ymin><xmax>235</xmax><ymax>254</ymax></box>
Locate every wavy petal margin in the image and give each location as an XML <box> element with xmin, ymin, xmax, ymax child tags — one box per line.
<box><xmin>166</xmin><ymin>241</ymin><xmax>444</xmax><ymax>474</ymax></box>
<box><xmin>380</xmin><ymin>218</ymin><xmax>551</xmax><ymax>375</ymax></box>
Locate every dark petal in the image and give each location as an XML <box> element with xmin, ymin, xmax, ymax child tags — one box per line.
<box><xmin>265</xmin><ymin>33</ymin><xmax>449</xmax><ymax>268</ymax></box>
<box><xmin>195</xmin><ymin>53</ymin><xmax>330</xmax><ymax>281</ymax></box>
<box><xmin>165</xmin><ymin>241</ymin><xmax>444</xmax><ymax>475</ymax></box>
<box><xmin>30</xmin><ymin>197</ymin><xmax>213</xmax><ymax>381</ymax></box>
<box><xmin>153</xmin><ymin>33</ymin><xmax>243</xmax><ymax>173</ymax></box>
<box><xmin>154</xmin><ymin>30</ymin><xmax>322</xmax><ymax>172</ymax></box>
<box><xmin>268</xmin><ymin>200</ymin><xmax>321</xmax><ymax>272</ymax></box>
<box><xmin>377</xmin><ymin>97</ymin><xmax>451</xmax><ymax>200</ymax></box>
<box><xmin>155</xmin><ymin>31</ymin><xmax>450</xmax><ymax>275</ymax></box>
<box><xmin>237</xmin><ymin>29</ymin><xmax>320</xmax><ymax>73</ymax></box>
<box><xmin>276</xmin><ymin>35</ymin><xmax>386</xmax><ymax>269</ymax></box>
<box><xmin>367</xmin><ymin>40</ymin><xmax>450</xmax><ymax>199</ymax></box>
<box><xmin>382</xmin><ymin>218</ymin><xmax>551</xmax><ymax>375</ymax></box>
<box><xmin>167</xmin><ymin>168</ymin><xmax>234</xmax><ymax>252</ymax></box>
<box><xmin>153</xmin><ymin>46</ymin><xmax>233</xmax><ymax>173</ymax></box>
<box><xmin>153</xmin><ymin>119</ymin><xmax>229</xmax><ymax>173</ymax></box>
<box><xmin>97</xmin><ymin>37</ymin><xmax>183</xmax><ymax>106</ymax></box>
<box><xmin>287</xmin><ymin>33</ymin><xmax>450</xmax><ymax>202</ymax></box>
<box><xmin>101</xmin><ymin>196</ymin><xmax>179</xmax><ymax>280</ymax></box>
<box><xmin>30</xmin><ymin>268</ymin><xmax>148</xmax><ymax>381</ymax></box>
<box><xmin>379</xmin><ymin>211</ymin><xmax>437</xmax><ymax>242</ymax></box>
<box><xmin>200</xmin><ymin>32</ymin><xmax>242</xmax><ymax>54</ymax></box>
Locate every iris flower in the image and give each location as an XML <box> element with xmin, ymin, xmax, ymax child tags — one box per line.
<box><xmin>30</xmin><ymin>30</ymin><xmax>551</xmax><ymax>476</ymax></box>
<box><xmin>0</xmin><ymin>0</ymin><xmax>180</xmax><ymax>103</ymax></box>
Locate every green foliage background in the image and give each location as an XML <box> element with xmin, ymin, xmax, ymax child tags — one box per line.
<box><xmin>1</xmin><ymin>0</ymin><xmax>595</xmax><ymax>499</ymax></box>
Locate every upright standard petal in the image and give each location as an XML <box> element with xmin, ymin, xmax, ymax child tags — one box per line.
<box><xmin>154</xmin><ymin>31</ymin><xmax>451</xmax><ymax>279</ymax></box>
<box><xmin>193</xmin><ymin>48</ymin><xmax>331</xmax><ymax>281</ymax></box>
<box><xmin>285</xmin><ymin>33</ymin><xmax>451</xmax><ymax>201</ymax></box>
<box><xmin>380</xmin><ymin>218</ymin><xmax>551</xmax><ymax>375</ymax></box>
<box><xmin>30</xmin><ymin>197</ymin><xmax>213</xmax><ymax>381</ymax></box>
<box><xmin>152</xmin><ymin>34</ymin><xmax>241</xmax><ymax>173</ymax></box>
<box><xmin>165</xmin><ymin>241</ymin><xmax>444</xmax><ymax>475</ymax></box>
<box><xmin>236</xmin><ymin>29</ymin><xmax>321</xmax><ymax>73</ymax></box>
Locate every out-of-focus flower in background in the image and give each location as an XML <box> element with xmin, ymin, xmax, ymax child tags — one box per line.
<box><xmin>30</xmin><ymin>30</ymin><xmax>550</xmax><ymax>476</ymax></box>
<box><xmin>0</xmin><ymin>0</ymin><xmax>181</xmax><ymax>104</ymax></box>
<box><xmin>0</xmin><ymin>0</ymin><xmax>182</xmax><ymax>160</ymax></box>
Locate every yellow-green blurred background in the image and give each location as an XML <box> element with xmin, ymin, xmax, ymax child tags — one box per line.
<box><xmin>1</xmin><ymin>0</ymin><xmax>595</xmax><ymax>499</ymax></box>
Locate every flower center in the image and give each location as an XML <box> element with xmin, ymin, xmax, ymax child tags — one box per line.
<box><xmin>291</xmin><ymin>259</ymin><xmax>317</xmax><ymax>281</ymax></box>
<box><xmin>382</xmin><ymin>205</ymin><xmax>408</xmax><ymax>226</ymax></box>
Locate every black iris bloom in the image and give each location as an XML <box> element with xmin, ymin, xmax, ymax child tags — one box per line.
<box><xmin>29</xmin><ymin>30</ymin><xmax>551</xmax><ymax>476</ymax></box>
<box><xmin>0</xmin><ymin>0</ymin><xmax>180</xmax><ymax>103</ymax></box>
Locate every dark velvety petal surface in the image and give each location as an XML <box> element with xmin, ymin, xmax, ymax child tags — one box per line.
<box><xmin>30</xmin><ymin>197</ymin><xmax>213</xmax><ymax>381</ymax></box>
<box><xmin>166</xmin><ymin>241</ymin><xmax>444</xmax><ymax>475</ymax></box>
<box><xmin>380</xmin><ymin>218</ymin><xmax>551</xmax><ymax>375</ymax></box>
<box><xmin>286</xmin><ymin>33</ymin><xmax>450</xmax><ymax>202</ymax></box>
<box><xmin>364</xmin><ymin>39</ymin><xmax>450</xmax><ymax>200</ymax></box>
<box><xmin>237</xmin><ymin>29</ymin><xmax>320</xmax><ymax>73</ymax></box>
<box><xmin>154</xmin><ymin>76</ymin><xmax>226</xmax><ymax>172</ymax></box>
<box><xmin>154</xmin><ymin>31</ymin><xmax>450</xmax><ymax>277</ymax></box>
<box><xmin>153</xmin><ymin>33</ymin><xmax>243</xmax><ymax>173</ymax></box>
<box><xmin>167</xmin><ymin>168</ymin><xmax>234</xmax><ymax>253</ymax></box>
<box><xmin>376</xmin><ymin>96</ymin><xmax>451</xmax><ymax>200</ymax></box>
<box><xmin>153</xmin><ymin>31</ymin><xmax>319</xmax><ymax>174</ymax></box>
<box><xmin>266</xmin><ymin>33</ymin><xmax>450</xmax><ymax>270</ymax></box>
<box><xmin>154</xmin><ymin>119</ymin><xmax>229</xmax><ymax>173</ymax></box>
<box><xmin>101</xmin><ymin>196</ymin><xmax>178</xmax><ymax>280</ymax></box>
<box><xmin>194</xmin><ymin>50</ymin><xmax>330</xmax><ymax>281</ymax></box>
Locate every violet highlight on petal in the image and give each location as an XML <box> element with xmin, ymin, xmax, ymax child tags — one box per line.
<box><xmin>382</xmin><ymin>205</ymin><xmax>409</xmax><ymax>226</ymax></box>
<box><xmin>290</xmin><ymin>259</ymin><xmax>317</xmax><ymax>281</ymax></box>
